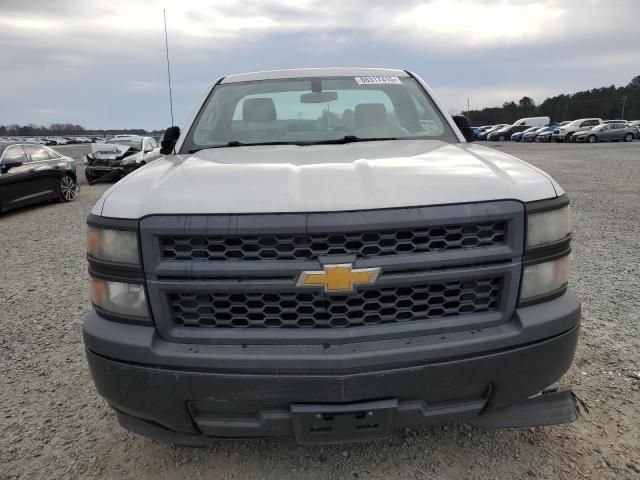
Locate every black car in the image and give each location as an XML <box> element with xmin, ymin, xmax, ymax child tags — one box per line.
<box><xmin>0</xmin><ymin>142</ymin><xmax>78</xmax><ymax>213</ymax></box>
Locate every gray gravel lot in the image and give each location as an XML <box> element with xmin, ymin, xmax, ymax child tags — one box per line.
<box><xmin>1</xmin><ymin>142</ymin><xmax>639</xmax><ymax>479</ymax></box>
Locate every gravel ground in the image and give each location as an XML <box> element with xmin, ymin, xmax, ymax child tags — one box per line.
<box><xmin>1</xmin><ymin>142</ymin><xmax>639</xmax><ymax>479</ymax></box>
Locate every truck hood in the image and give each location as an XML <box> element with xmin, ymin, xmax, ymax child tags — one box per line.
<box><xmin>94</xmin><ymin>140</ymin><xmax>560</xmax><ymax>218</ymax></box>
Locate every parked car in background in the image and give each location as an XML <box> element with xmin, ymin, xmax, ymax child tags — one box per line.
<box><xmin>472</xmin><ymin>125</ymin><xmax>493</xmax><ymax>138</ymax></box>
<box><xmin>476</xmin><ymin>124</ymin><xmax>507</xmax><ymax>140</ymax></box>
<box><xmin>487</xmin><ymin>117</ymin><xmax>550</xmax><ymax>141</ymax></box>
<box><xmin>84</xmin><ymin>136</ymin><xmax>162</xmax><ymax>183</ymax></box>
<box><xmin>523</xmin><ymin>124</ymin><xmax>560</xmax><ymax>142</ymax></box>
<box><xmin>510</xmin><ymin>126</ymin><xmax>540</xmax><ymax>142</ymax></box>
<box><xmin>0</xmin><ymin>141</ymin><xmax>77</xmax><ymax>212</ymax></box>
<box><xmin>556</xmin><ymin>118</ymin><xmax>602</xmax><ymax>142</ymax></box>
<box><xmin>535</xmin><ymin>122</ymin><xmax>564</xmax><ymax>142</ymax></box>
<box><xmin>573</xmin><ymin>122</ymin><xmax>637</xmax><ymax>143</ymax></box>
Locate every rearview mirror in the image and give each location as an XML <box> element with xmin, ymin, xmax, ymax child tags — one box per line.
<box><xmin>452</xmin><ymin>115</ymin><xmax>475</xmax><ymax>142</ymax></box>
<box><xmin>160</xmin><ymin>126</ymin><xmax>181</xmax><ymax>155</ymax></box>
<box><xmin>300</xmin><ymin>91</ymin><xmax>338</xmax><ymax>103</ymax></box>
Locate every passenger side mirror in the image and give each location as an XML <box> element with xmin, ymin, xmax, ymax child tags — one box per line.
<box><xmin>452</xmin><ymin>115</ymin><xmax>475</xmax><ymax>142</ymax></box>
<box><xmin>160</xmin><ymin>126</ymin><xmax>181</xmax><ymax>155</ymax></box>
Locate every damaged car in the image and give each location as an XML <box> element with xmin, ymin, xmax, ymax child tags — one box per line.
<box><xmin>84</xmin><ymin>136</ymin><xmax>161</xmax><ymax>183</ymax></box>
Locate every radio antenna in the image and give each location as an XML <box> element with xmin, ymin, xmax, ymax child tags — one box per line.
<box><xmin>163</xmin><ymin>9</ymin><xmax>174</xmax><ymax>126</ymax></box>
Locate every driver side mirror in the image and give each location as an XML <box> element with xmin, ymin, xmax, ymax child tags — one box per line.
<box><xmin>1</xmin><ymin>158</ymin><xmax>24</xmax><ymax>173</ymax></box>
<box><xmin>452</xmin><ymin>115</ymin><xmax>474</xmax><ymax>142</ymax></box>
<box><xmin>160</xmin><ymin>126</ymin><xmax>181</xmax><ymax>155</ymax></box>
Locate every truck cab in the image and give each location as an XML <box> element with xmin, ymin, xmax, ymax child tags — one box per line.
<box><xmin>83</xmin><ymin>68</ymin><xmax>580</xmax><ymax>445</ymax></box>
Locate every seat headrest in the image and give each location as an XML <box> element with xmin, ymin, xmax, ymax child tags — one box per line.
<box><xmin>354</xmin><ymin>103</ymin><xmax>388</xmax><ymax>129</ymax></box>
<box><xmin>243</xmin><ymin>98</ymin><xmax>277</xmax><ymax>122</ymax></box>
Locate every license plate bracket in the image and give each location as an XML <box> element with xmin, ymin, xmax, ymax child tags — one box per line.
<box><xmin>291</xmin><ymin>399</ymin><xmax>397</xmax><ymax>444</ymax></box>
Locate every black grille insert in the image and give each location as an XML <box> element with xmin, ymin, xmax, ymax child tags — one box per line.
<box><xmin>160</xmin><ymin>222</ymin><xmax>506</xmax><ymax>261</ymax></box>
<box><xmin>168</xmin><ymin>278</ymin><xmax>501</xmax><ymax>329</ymax></box>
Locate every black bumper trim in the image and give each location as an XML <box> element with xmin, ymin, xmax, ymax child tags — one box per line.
<box><xmin>83</xmin><ymin>289</ymin><xmax>580</xmax><ymax>375</ymax></box>
<box><xmin>86</xmin><ymin>322</ymin><xmax>579</xmax><ymax>441</ymax></box>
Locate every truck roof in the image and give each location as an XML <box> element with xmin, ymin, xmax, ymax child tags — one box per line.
<box><xmin>221</xmin><ymin>67</ymin><xmax>410</xmax><ymax>83</ymax></box>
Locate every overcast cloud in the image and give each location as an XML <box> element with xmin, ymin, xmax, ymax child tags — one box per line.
<box><xmin>1</xmin><ymin>0</ymin><xmax>638</xmax><ymax>129</ymax></box>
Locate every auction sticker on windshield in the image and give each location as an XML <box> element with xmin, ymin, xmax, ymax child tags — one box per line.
<box><xmin>354</xmin><ymin>76</ymin><xmax>402</xmax><ymax>85</ymax></box>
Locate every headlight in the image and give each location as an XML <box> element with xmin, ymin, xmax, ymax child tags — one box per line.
<box><xmin>87</xmin><ymin>227</ymin><xmax>139</xmax><ymax>264</ymax></box>
<box><xmin>527</xmin><ymin>205</ymin><xmax>571</xmax><ymax>248</ymax></box>
<box><xmin>520</xmin><ymin>256</ymin><xmax>570</xmax><ymax>302</ymax></box>
<box><xmin>90</xmin><ymin>277</ymin><xmax>149</xmax><ymax>318</ymax></box>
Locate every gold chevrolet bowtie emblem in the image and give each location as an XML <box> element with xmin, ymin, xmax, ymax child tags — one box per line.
<box><xmin>296</xmin><ymin>264</ymin><xmax>381</xmax><ymax>293</ymax></box>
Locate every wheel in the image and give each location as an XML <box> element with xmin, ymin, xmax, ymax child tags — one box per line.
<box><xmin>587</xmin><ymin>135</ymin><xmax>597</xmax><ymax>143</ymax></box>
<box><xmin>59</xmin><ymin>174</ymin><xmax>77</xmax><ymax>202</ymax></box>
<box><xmin>498</xmin><ymin>135</ymin><xmax>505</xmax><ymax>141</ymax></box>
<box><xmin>85</xmin><ymin>170</ymin><xmax>96</xmax><ymax>183</ymax></box>
<box><xmin>624</xmin><ymin>133</ymin><xmax>633</xmax><ymax>142</ymax></box>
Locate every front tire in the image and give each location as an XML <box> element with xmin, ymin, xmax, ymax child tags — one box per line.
<box><xmin>587</xmin><ymin>135</ymin><xmax>597</xmax><ymax>143</ymax></box>
<box><xmin>59</xmin><ymin>174</ymin><xmax>77</xmax><ymax>202</ymax></box>
<box><xmin>498</xmin><ymin>135</ymin><xmax>505</xmax><ymax>141</ymax></box>
<box><xmin>624</xmin><ymin>133</ymin><xmax>633</xmax><ymax>142</ymax></box>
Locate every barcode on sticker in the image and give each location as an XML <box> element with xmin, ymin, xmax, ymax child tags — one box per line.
<box><xmin>354</xmin><ymin>76</ymin><xmax>402</xmax><ymax>85</ymax></box>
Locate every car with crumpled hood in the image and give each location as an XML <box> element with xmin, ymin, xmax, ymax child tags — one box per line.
<box><xmin>84</xmin><ymin>136</ymin><xmax>162</xmax><ymax>183</ymax></box>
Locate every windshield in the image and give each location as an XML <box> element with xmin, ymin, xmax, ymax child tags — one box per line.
<box><xmin>182</xmin><ymin>76</ymin><xmax>457</xmax><ymax>152</ymax></box>
<box><xmin>106</xmin><ymin>138</ymin><xmax>142</xmax><ymax>149</ymax></box>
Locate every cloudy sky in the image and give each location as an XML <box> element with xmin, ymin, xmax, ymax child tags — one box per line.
<box><xmin>1</xmin><ymin>0</ymin><xmax>638</xmax><ymax>130</ymax></box>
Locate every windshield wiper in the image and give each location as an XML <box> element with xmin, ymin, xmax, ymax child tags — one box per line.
<box><xmin>189</xmin><ymin>140</ymin><xmax>299</xmax><ymax>153</ymax></box>
<box><xmin>304</xmin><ymin>135</ymin><xmax>402</xmax><ymax>145</ymax></box>
<box><xmin>188</xmin><ymin>136</ymin><xmax>404</xmax><ymax>154</ymax></box>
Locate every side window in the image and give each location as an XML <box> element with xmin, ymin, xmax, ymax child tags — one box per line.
<box><xmin>2</xmin><ymin>145</ymin><xmax>28</xmax><ymax>164</ymax></box>
<box><xmin>23</xmin><ymin>145</ymin><xmax>50</xmax><ymax>162</ymax></box>
<box><xmin>44</xmin><ymin>146</ymin><xmax>61</xmax><ymax>159</ymax></box>
<box><xmin>147</xmin><ymin>138</ymin><xmax>158</xmax><ymax>149</ymax></box>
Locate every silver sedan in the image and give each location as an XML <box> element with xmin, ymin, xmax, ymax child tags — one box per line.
<box><xmin>573</xmin><ymin>123</ymin><xmax>637</xmax><ymax>143</ymax></box>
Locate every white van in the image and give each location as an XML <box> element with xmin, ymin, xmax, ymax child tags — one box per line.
<box><xmin>513</xmin><ymin>116</ymin><xmax>550</xmax><ymax>128</ymax></box>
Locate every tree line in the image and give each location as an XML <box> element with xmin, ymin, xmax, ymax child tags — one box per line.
<box><xmin>0</xmin><ymin>124</ymin><xmax>163</xmax><ymax>137</ymax></box>
<box><xmin>465</xmin><ymin>76</ymin><xmax>640</xmax><ymax>126</ymax></box>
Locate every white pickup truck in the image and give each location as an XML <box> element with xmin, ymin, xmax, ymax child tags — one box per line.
<box><xmin>83</xmin><ymin>68</ymin><xmax>581</xmax><ymax>445</ymax></box>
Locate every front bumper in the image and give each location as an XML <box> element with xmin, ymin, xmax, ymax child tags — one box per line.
<box><xmin>84</xmin><ymin>290</ymin><xmax>580</xmax><ymax>444</ymax></box>
<box><xmin>85</xmin><ymin>164</ymin><xmax>137</xmax><ymax>181</ymax></box>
